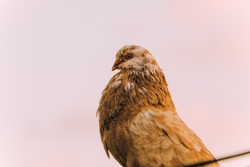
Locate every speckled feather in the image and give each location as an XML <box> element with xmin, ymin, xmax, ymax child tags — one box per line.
<box><xmin>97</xmin><ymin>45</ymin><xmax>220</xmax><ymax>167</ymax></box>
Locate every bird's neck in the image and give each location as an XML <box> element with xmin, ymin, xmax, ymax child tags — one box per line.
<box><xmin>98</xmin><ymin>64</ymin><xmax>177</xmax><ymax>129</ymax></box>
<box><xmin>124</xmin><ymin>65</ymin><xmax>176</xmax><ymax>112</ymax></box>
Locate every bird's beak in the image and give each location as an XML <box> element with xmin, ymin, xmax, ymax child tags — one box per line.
<box><xmin>112</xmin><ymin>60</ymin><xmax>121</xmax><ymax>71</ymax></box>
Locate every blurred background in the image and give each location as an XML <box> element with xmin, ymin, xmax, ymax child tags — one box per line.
<box><xmin>1</xmin><ymin>1</ymin><xmax>250</xmax><ymax>166</ymax></box>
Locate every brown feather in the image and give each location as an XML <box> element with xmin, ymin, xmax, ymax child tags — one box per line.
<box><xmin>97</xmin><ymin>45</ymin><xmax>220</xmax><ymax>167</ymax></box>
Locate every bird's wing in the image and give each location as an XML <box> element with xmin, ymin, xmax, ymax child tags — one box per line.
<box><xmin>127</xmin><ymin>107</ymin><xmax>220</xmax><ymax>167</ymax></box>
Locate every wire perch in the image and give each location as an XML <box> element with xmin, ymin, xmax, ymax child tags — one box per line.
<box><xmin>182</xmin><ymin>150</ymin><xmax>250</xmax><ymax>167</ymax></box>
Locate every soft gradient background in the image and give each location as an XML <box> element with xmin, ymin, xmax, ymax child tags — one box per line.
<box><xmin>1</xmin><ymin>1</ymin><xmax>250</xmax><ymax>167</ymax></box>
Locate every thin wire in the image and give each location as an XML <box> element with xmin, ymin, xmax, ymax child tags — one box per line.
<box><xmin>183</xmin><ymin>150</ymin><xmax>250</xmax><ymax>167</ymax></box>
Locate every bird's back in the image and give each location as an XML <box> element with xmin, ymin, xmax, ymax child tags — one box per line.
<box><xmin>101</xmin><ymin>106</ymin><xmax>220</xmax><ymax>167</ymax></box>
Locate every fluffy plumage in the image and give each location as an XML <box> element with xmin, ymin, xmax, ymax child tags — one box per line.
<box><xmin>97</xmin><ymin>45</ymin><xmax>220</xmax><ymax>167</ymax></box>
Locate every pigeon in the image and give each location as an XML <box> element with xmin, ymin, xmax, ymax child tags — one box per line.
<box><xmin>97</xmin><ymin>45</ymin><xmax>220</xmax><ymax>167</ymax></box>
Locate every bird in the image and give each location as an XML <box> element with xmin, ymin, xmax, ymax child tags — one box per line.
<box><xmin>97</xmin><ymin>45</ymin><xmax>220</xmax><ymax>167</ymax></box>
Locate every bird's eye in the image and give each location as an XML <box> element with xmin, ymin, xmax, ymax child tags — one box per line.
<box><xmin>126</xmin><ymin>54</ymin><xmax>133</xmax><ymax>59</ymax></box>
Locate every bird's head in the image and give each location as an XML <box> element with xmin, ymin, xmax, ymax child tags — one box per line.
<box><xmin>112</xmin><ymin>45</ymin><xmax>158</xmax><ymax>71</ymax></box>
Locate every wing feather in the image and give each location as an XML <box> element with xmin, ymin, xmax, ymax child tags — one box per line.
<box><xmin>127</xmin><ymin>107</ymin><xmax>220</xmax><ymax>167</ymax></box>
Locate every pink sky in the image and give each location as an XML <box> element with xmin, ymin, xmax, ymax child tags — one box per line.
<box><xmin>0</xmin><ymin>1</ymin><xmax>250</xmax><ymax>167</ymax></box>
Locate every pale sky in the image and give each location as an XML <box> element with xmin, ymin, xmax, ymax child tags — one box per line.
<box><xmin>1</xmin><ymin>1</ymin><xmax>250</xmax><ymax>167</ymax></box>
